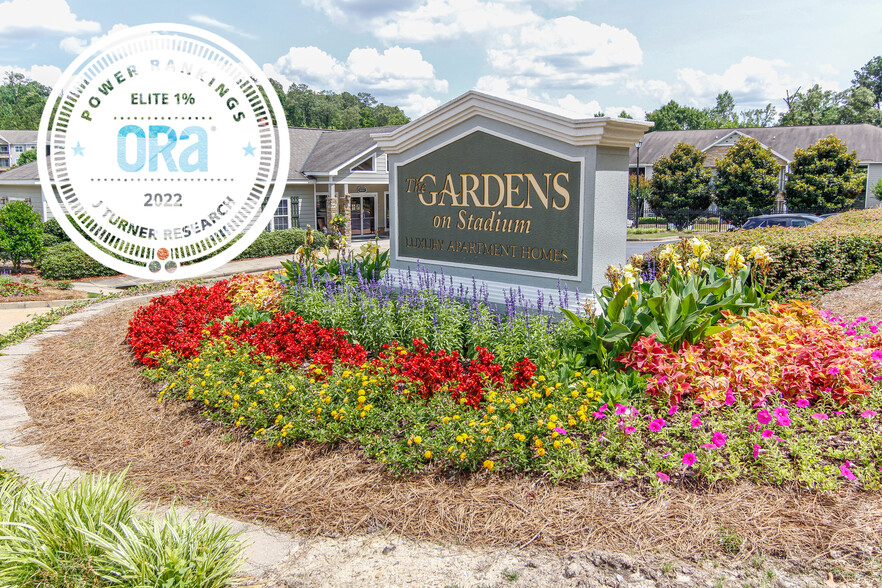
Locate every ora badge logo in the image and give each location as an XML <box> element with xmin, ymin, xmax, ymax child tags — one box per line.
<box><xmin>38</xmin><ymin>24</ymin><xmax>290</xmax><ymax>279</ymax></box>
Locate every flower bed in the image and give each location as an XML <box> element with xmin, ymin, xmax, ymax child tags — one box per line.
<box><xmin>128</xmin><ymin>269</ymin><xmax>882</xmax><ymax>489</ymax></box>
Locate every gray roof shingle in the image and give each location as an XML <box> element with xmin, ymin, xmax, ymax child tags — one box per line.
<box><xmin>0</xmin><ymin>130</ymin><xmax>39</xmax><ymax>145</ymax></box>
<box><xmin>0</xmin><ymin>160</ymin><xmax>40</xmax><ymax>180</ymax></box>
<box><xmin>630</xmin><ymin>124</ymin><xmax>882</xmax><ymax>165</ymax></box>
<box><xmin>302</xmin><ymin>126</ymin><xmax>399</xmax><ymax>173</ymax></box>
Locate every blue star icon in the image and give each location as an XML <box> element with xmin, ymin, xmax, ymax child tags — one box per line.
<box><xmin>72</xmin><ymin>141</ymin><xmax>85</xmax><ymax>156</ymax></box>
<box><xmin>243</xmin><ymin>142</ymin><xmax>255</xmax><ymax>156</ymax></box>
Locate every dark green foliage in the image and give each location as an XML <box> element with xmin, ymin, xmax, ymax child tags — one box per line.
<box><xmin>269</xmin><ymin>81</ymin><xmax>409</xmax><ymax>130</ymax></box>
<box><xmin>852</xmin><ymin>56</ymin><xmax>882</xmax><ymax>108</ymax></box>
<box><xmin>0</xmin><ymin>71</ymin><xmax>50</xmax><ymax>129</ymax></box>
<box><xmin>648</xmin><ymin>143</ymin><xmax>714</xmax><ymax>229</ymax></box>
<box><xmin>714</xmin><ymin>136</ymin><xmax>781</xmax><ymax>225</ymax></box>
<box><xmin>0</xmin><ymin>201</ymin><xmax>43</xmax><ymax>270</ymax></box>
<box><xmin>42</xmin><ymin>217</ymin><xmax>71</xmax><ymax>241</ymax></box>
<box><xmin>38</xmin><ymin>242</ymin><xmax>117</xmax><ymax>280</ymax></box>
<box><xmin>646</xmin><ymin>93</ymin><xmax>776</xmax><ymax>131</ymax></box>
<box><xmin>234</xmin><ymin>228</ymin><xmax>329</xmax><ymax>260</ymax></box>
<box><xmin>12</xmin><ymin>148</ymin><xmax>36</xmax><ymax>166</ymax></box>
<box><xmin>784</xmin><ymin>135</ymin><xmax>865</xmax><ymax>212</ymax></box>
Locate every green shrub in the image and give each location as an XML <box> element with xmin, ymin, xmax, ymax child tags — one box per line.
<box><xmin>645</xmin><ymin>208</ymin><xmax>882</xmax><ymax>299</ymax></box>
<box><xmin>41</xmin><ymin>232</ymin><xmax>63</xmax><ymax>248</ymax></box>
<box><xmin>0</xmin><ymin>472</ymin><xmax>242</xmax><ymax>587</ymax></box>
<box><xmin>42</xmin><ymin>217</ymin><xmax>71</xmax><ymax>241</ymax></box>
<box><xmin>234</xmin><ymin>228</ymin><xmax>328</xmax><ymax>260</ymax></box>
<box><xmin>38</xmin><ymin>242</ymin><xmax>118</xmax><ymax>280</ymax></box>
<box><xmin>0</xmin><ymin>201</ymin><xmax>43</xmax><ymax>270</ymax></box>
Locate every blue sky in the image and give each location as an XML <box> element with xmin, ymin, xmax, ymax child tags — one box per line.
<box><xmin>1</xmin><ymin>0</ymin><xmax>880</xmax><ymax>120</ymax></box>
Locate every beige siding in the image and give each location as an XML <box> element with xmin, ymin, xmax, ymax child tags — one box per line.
<box><xmin>867</xmin><ymin>163</ymin><xmax>882</xmax><ymax>208</ymax></box>
<box><xmin>0</xmin><ymin>184</ymin><xmax>45</xmax><ymax>220</ymax></box>
<box><xmin>283</xmin><ymin>184</ymin><xmax>317</xmax><ymax>229</ymax></box>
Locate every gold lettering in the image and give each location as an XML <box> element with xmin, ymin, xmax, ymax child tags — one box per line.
<box><xmin>552</xmin><ymin>172</ymin><xmax>570</xmax><ymax>210</ymax></box>
<box><xmin>438</xmin><ymin>173</ymin><xmax>460</xmax><ymax>206</ymax></box>
<box><xmin>460</xmin><ymin>174</ymin><xmax>480</xmax><ymax>207</ymax></box>
<box><xmin>417</xmin><ymin>173</ymin><xmax>437</xmax><ymax>206</ymax></box>
<box><xmin>457</xmin><ymin>209</ymin><xmax>468</xmax><ymax>229</ymax></box>
<box><xmin>524</xmin><ymin>173</ymin><xmax>552</xmax><ymax>210</ymax></box>
<box><xmin>481</xmin><ymin>173</ymin><xmax>505</xmax><ymax>207</ymax></box>
<box><xmin>504</xmin><ymin>173</ymin><xmax>525</xmax><ymax>208</ymax></box>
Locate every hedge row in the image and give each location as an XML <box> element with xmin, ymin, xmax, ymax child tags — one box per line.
<box><xmin>37</xmin><ymin>242</ymin><xmax>118</xmax><ymax>281</ymax></box>
<box><xmin>648</xmin><ymin>208</ymin><xmax>882</xmax><ymax>299</ymax></box>
<box><xmin>37</xmin><ymin>228</ymin><xmax>331</xmax><ymax>280</ymax></box>
<box><xmin>233</xmin><ymin>228</ymin><xmax>328</xmax><ymax>260</ymax></box>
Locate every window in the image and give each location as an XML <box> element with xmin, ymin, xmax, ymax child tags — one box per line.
<box><xmin>790</xmin><ymin>219</ymin><xmax>810</xmax><ymax>227</ymax></box>
<box><xmin>14</xmin><ymin>145</ymin><xmax>24</xmax><ymax>152</ymax></box>
<box><xmin>0</xmin><ymin>145</ymin><xmax>8</xmax><ymax>154</ymax></box>
<box><xmin>0</xmin><ymin>159</ymin><xmax>9</xmax><ymax>168</ymax></box>
<box><xmin>350</xmin><ymin>156</ymin><xmax>373</xmax><ymax>172</ymax></box>
<box><xmin>272</xmin><ymin>198</ymin><xmax>289</xmax><ymax>231</ymax></box>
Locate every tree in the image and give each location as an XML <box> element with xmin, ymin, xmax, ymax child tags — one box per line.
<box><xmin>12</xmin><ymin>149</ymin><xmax>36</xmax><ymax>167</ymax></box>
<box><xmin>779</xmin><ymin>85</ymin><xmax>842</xmax><ymax>126</ymax></box>
<box><xmin>646</xmin><ymin>100</ymin><xmax>711</xmax><ymax>131</ymax></box>
<box><xmin>713</xmin><ymin>136</ymin><xmax>781</xmax><ymax>225</ymax></box>
<box><xmin>648</xmin><ymin>142</ymin><xmax>713</xmax><ymax>230</ymax></box>
<box><xmin>853</xmin><ymin>56</ymin><xmax>882</xmax><ymax>108</ymax></box>
<box><xmin>0</xmin><ymin>71</ymin><xmax>51</xmax><ymax>130</ymax></box>
<box><xmin>784</xmin><ymin>135</ymin><xmax>864</xmax><ymax>212</ymax></box>
<box><xmin>839</xmin><ymin>86</ymin><xmax>882</xmax><ymax>125</ymax></box>
<box><xmin>271</xmin><ymin>81</ymin><xmax>410</xmax><ymax>130</ymax></box>
<box><xmin>617</xmin><ymin>110</ymin><xmax>633</xmax><ymax>119</ymax></box>
<box><xmin>0</xmin><ymin>201</ymin><xmax>43</xmax><ymax>270</ymax></box>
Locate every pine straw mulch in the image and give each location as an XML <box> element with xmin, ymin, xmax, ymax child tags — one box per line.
<box><xmin>819</xmin><ymin>272</ymin><xmax>882</xmax><ymax>322</ymax></box>
<box><xmin>12</xmin><ymin>299</ymin><xmax>882</xmax><ymax>574</ymax></box>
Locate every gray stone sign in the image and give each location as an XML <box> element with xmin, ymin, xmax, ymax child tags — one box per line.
<box><xmin>373</xmin><ymin>91</ymin><xmax>651</xmax><ymax>308</ymax></box>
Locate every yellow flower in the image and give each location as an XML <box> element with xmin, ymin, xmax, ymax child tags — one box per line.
<box><xmin>413</xmin><ymin>436</ymin><xmax>422</xmax><ymax>444</ymax></box>
<box><xmin>424</xmin><ymin>450</ymin><xmax>433</xmax><ymax>459</ymax></box>
<box><xmin>483</xmin><ymin>460</ymin><xmax>494</xmax><ymax>470</ymax></box>
<box><xmin>690</xmin><ymin>237</ymin><xmax>710</xmax><ymax>260</ymax></box>
<box><xmin>536</xmin><ymin>447</ymin><xmax>546</xmax><ymax>457</ymax></box>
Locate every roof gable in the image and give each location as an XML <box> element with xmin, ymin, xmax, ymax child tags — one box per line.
<box><xmin>632</xmin><ymin>124</ymin><xmax>882</xmax><ymax>166</ymax></box>
<box><xmin>0</xmin><ymin>130</ymin><xmax>39</xmax><ymax>145</ymax></box>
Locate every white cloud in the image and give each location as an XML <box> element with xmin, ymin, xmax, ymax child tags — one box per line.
<box><xmin>0</xmin><ymin>0</ymin><xmax>99</xmax><ymax>38</ymax></box>
<box><xmin>188</xmin><ymin>14</ymin><xmax>256</xmax><ymax>39</ymax></box>
<box><xmin>0</xmin><ymin>63</ymin><xmax>62</xmax><ymax>87</ymax></box>
<box><xmin>674</xmin><ymin>56</ymin><xmax>803</xmax><ymax>108</ymax></box>
<box><xmin>59</xmin><ymin>23</ymin><xmax>128</xmax><ymax>55</ymax></box>
<box><xmin>374</xmin><ymin>0</ymin><xmax>540</xmax><ymax>43</ymax></box>
<box><xmin>264</xmin><ymin>45</ymin><xmax>448</xmax><ymax>117</ymax></box>
<box><xmin>484</xmin><ymin>16</ymin><xmax>642</xmax><ymax>92</ymax></box>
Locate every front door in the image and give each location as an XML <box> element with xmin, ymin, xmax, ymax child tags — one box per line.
<box><xmin>351</xmin><ymin>194</ymin><xmax>376</xmax><ymax>238</ymax></box>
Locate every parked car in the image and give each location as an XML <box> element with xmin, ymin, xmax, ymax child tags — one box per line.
<box><xmin>740</xmin><ymin>213</ymin><xmax>823</xmax><ymax>229</ymax></box>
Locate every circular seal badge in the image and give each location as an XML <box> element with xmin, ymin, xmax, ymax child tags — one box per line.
<box><xmin>38</xmin><ymin>24</ymin><xmax>290</xmax><ymax>280</ymax></box>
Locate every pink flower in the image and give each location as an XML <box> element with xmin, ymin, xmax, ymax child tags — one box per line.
<box><xmin>796</xmin><ymin>398</ymin><xmax>810</xmax><ymax>408</ymax></box>
<box><xmin>690</xmin><ymin>415</ymin><xmax>702</xmax><ymax>428</ymax></box>
<box><xmin>861</xmin><ymin>410</ymin><xmax>877</xmax><ymax>419</ymax></box>
<box><xmin>712</xmin><ymin>431</ymin><xmax>727</xmax><ymax>448</ymax></box>
<box><xmin>870</xmin><ymin>350</ymin><xmax>882</xmax><ymax>362</ymax></box>
<box><xmin>752</xmin><ymin>444</ymin><xmax>764</xmax><ymax>459</ymax></box>
<box><xmin>592</xmin><ymin>411</ymin><xmax>606</xmax><ymax>419</ymax></box>
<box><xmin>840</xmin><ymin>461</ymin><xmax>857</xmax><ymax>480</ymax></box>
<box><xmin>598</xmin><ymin>403</ymin><xmax>608</xmax><ymax>412</ymax></box>
<box><xmin>761</xmin><ymin>429</ymin><xmax>774</xmax><ymax>438</ymax></box>
<box><xmin>648</xmin><ymin>418</ymin><xmax>666</xmax><ymax>432</ymax></box>
<box><xmin>656</xmin><ymin>472</ymin><xmax>670</xmax><ymax>482</ymax></box>
<box><xmin>668</xmin><ymin>405</ymin><xmax>679</xmax><ymax>416</ymax></box>
<box><xmin>624</xmin><ymin>426</ymin><xmax>636</xmax><ymax>435</ymax></box>
<box><xmin>725</xmin><ymin>388</ymin><xmax>735</xmax><ymax>406</ymax></box>
<box><xmin>812</xmin><ymin>413</ymin><xmax>829</xmax><ymax>420</ymax></box>
<box><xmin>834</xmin><ymin>411</ymin><xmax>846</xmax><ymax>416</ymax></box>
<box><xmin>554</xmin><ymin>427</ymin><xmax>568</xmax><ymax>435</ymax></box>
<box><xmin>757</xmin><ymin>409</ymin><xmax>773</xmax><ymax>425</ymax></box>
<box><xmin>682</xmin><ymin>452</ymin><xmax>697</xmax><ymax>467</ymax></box>
<box><xmin>777</xmin><ymin>415</ymin><xmax>792</xmax><ymax>427</ymax></box>
<box><xmin>701</xmin><ymin>443</ymin><xmax>715</xmax><ymax>449</ymax></box>
<box><xmin>773</xmin><ymin>406</ymin><xmax>789</xmax><ymax>419</ymax></box>
<box><xmin>828</xmin><ymin>366</ymin><xmax>840</xmax><ymax>376</ymax></box>
<box><xmin>845</xmin><ymin>329</ymin><xmax>856</xmax><ymax>337</ymax></box>
<box><xmin>615</xmin><ymin>404</ymin><xmax>627</xmax><ymax>415</ymax></box>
